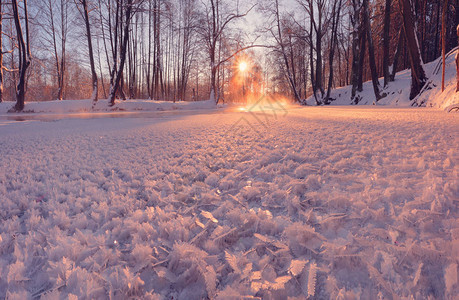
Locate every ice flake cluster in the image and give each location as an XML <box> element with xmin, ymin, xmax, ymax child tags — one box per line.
<box><xmin>0</xmin><ymin>107</ymin><xmax>457</xmax><ymax>299</ymax></box>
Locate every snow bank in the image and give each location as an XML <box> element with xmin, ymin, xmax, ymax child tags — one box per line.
<box><xmin>306</xmin><ymin>49</ymin><xmax>459</xmax><ymax>110</ymax></box>
<box><xmin>0</xmin><ymin>99</ymin><xmax>218</xmax><ymax>115</ymax></box>
<box><xmin>0</xmin><ymin>107</ymin><xmax>457</xmax><ymax>298</ymax></box>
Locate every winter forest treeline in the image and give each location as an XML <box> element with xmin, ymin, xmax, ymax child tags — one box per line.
<box><xmin>0</xmin><ymin>0</ymin><xmax>458</xmax><ymax>110</ymax></box>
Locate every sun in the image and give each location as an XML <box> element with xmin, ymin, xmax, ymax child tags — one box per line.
<box><xmin>239</xmin><ymin>61</ymin><xmax>247</xmax><ymax>72</ymax></box>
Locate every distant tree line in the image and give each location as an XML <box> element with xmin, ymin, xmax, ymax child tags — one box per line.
<box><xmin>0</xmin><ymin>0</ymin><xmax>457</xmax><ymax>111</ymax></box>
<box><xmin>1</xmin><ymin>0</ymin><xmax>256</xmax><ymax>110</ymax></box>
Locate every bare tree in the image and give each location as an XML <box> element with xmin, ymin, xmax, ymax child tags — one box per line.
<box><xmin>151</xmin><ymin>0</ymin><xmax>162</xmax><ymax>100</ymax></box>
<box><xmin>324</xmin><ymin>0</ymin><xmax>343</xmax><ymax>104</ymax></box>
<box><xmin>127</xmin><ymin>11</ymin><xmax>138</xmax><ymax>99</ymax></box>
<box><xmin>108</xmin><ymin>0</ymin><xmax>135</xmax><ymax>105</ymax></box>
<box><xmin>200</xmin><ymin>0</ymin><xmax>255</xmax><ymax>103</ymax></box>
<box><xmin>311</xmin><ymin>0</ymin><xmax>327</xmax><ymax>98</ymax></box>
<box><xmin>177</xmin><ymin>0</ymin><xmax>198</xmax><ymax>101</ymax></box>
<box><xmin>11</xmin><ymin>0</ymin><xmax>31</xmax><ymax>111</ymax></box>
<box><xmin>363</xmin><ymin>0</ymin><xmax>383</xmax><ymax>101</ymax></box>
<box><xmin>441</xmin><ymin>0</ymin><xmax>448</xmax><ymax>92</ymax></box>
<box><xmin>77</xmin><ymin>0</ymin><xmax>98</xmax><ymax>102</ymax></box>
<box><xmin>398</xmin><ymin>0</ymin><xmax>427</xmax><ymax>100</ymax></box>
<box><xmin>0</xmin><ymin>0</ymin><xmax>3</xmax><ymax>103</ymax></box>
<box><xmin>457</xmin><ymin>24</ymin><xmax>459</xmax><ymax>92</ymax></box>
<box><xmin>382</xmin><ymin>0</ymin><xmax>391</xmax><ymax>86</ymax></box>
<box><xmin>41</xmin><ymin>0</ymin><xmax>70</xmax><ymax>100</ymax></box>
<box><xmin>298</xmin><ymin>0</ymin><xmax>329</xmax><ymax>102</ymax></box>
<box><xmin>390</xmin><ymin>27</ymin><xmax>404</xmax><ymax>81</ymax></box>
<box><xmin>350</xmin><ymin>0</ymin><xmax>361</xmax><ymax>102</ymax></box>
<box><xmin>264</xmin><ymin>0</ymin><xmax>301</xmax><ymax>102</ymax></box>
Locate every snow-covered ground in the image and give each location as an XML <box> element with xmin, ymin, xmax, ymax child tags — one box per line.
<box><xmin>0</xmin><ymin>106</ymin><xmax>457</xmax><ymax>299</ymax></box>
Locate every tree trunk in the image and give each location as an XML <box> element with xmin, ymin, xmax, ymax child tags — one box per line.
<box><xmin>419</xmin><ymin>0</ymin><xmax>426</xmax><ymax>61</ymax></box>
<box><xmin>398</xmin><ymin>0</ymin><xmax>427</xmax><ymax>100</ymax></box>
<box><xmin>315</xmin><ymin>8</ymin><xmax>324</xmax><ymax>97</ymax></box>
<box><xmin>350</xmin><ymin>0</ymin><xmax>361</xmax><ymax>101</ymax></box>
<box><xmin>390</xmin><ymin>27</ymin><xmax>404</xmax><ymax>81</ymax></box>
<box><xmin>96</xmin><ymin>35</ymin><xmax>107</xmax><ymax>98</ymax></box>
<box><xmin>82</xmin><ymin>0</ymin><xmax>98</xmax><ymax>103</ymax></box>
<box><xmin>434</xmin><ymin>1</ymin><xmax>441</xmax><ymax>60</ymax></box>
<box><xmin>441</xmin><ymin>0</ymin><xmax>448</xmax><ymax>92</ymax></box>
<box><xmin>209</xmin><ymin>0</ymin><xmax>218</xmax><ymax>103</ymax></box>
<box><xmin>109</xmin><ymin>0</ymin><xmax>120</xmax><ymax>89</ymax></box>
<box><xmin>363</xmin><ymin>0</ymin><xmax>382</xmax><ymax>101</ymax></box>
<box><xmin>382</xmin><ymin>0</ymin><xmax>391</xmax><ymax>86</ymax></box>
<box><xmin>310</xmin><ymin>13</ymin><xmax>318</xmax><ymax>104</ymax></box>
<box><xmin>210</xmin><ymin>53</ymin><xmax>217</xmax><ymax>102</ymax></box>
<box><xmin>153</xmin><ymin>0</ymin><xmax>161</xmax><ymax>100</ymax></box>
<box><xmin>59</xmin><ymin>0</ymin><xmax>67</xmax><ymax>100</ymax></box>
<box><xmin>325</xmin><ymin>0</ymin><xmax>343</xmax><ymax>104</ymax></box>
<box><xmin>147</xmin><ymin>0</ymin><xmax>152</xmax><ymax>99</ymax></box>
<box><xmin>98</xmin><ymin>0</ymin><xmax>111</xmax><ymax>79</ymax></box>
<box><xmin>12</xmin><ymin>0</ymin><xmax>31</xmax><ymax>112</ymax></box>
<box><xmin>119</xmin><ymin>73</ymin><xmax>126</xmax><ymax>100</ymax></box>
<box><xmin>275</xmin><ymin>0</ymin><xmax>300</xmax><ymax>102</ymax></box>
<box><xmin>456</xmin><ymin>24</ymin><xmax>459</xmax><ymax>92</ymax></box>
<box><xmin>0</xmin><ymin>0</ymin><xmax>3</xmax><ymax>103</ymax></box>
<box><xmin>47</xmin><ymin>0</ymin><xmax>63</xmax><ymax>100</ymax></box>
<box><xmin>357</xmin><ymin>21</ymin><xmax>366</xmax><ymax>92</ymax></box>
<box><xmin>108</xmin><ymin>0</ymin><xmax>133</xmax><ymax>105</ymax></box>
<box><xmin>152</xmin><ymin>0</ymin><xmax>157</xmax><ymax>99</ymax></box>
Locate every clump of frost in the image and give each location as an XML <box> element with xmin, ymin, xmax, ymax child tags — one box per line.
<box><xmin>204</xmin><ymin>173</ymin><xmax>219</xmax><ymax>187</ymax></box>
<box><xmin>285</xmin><ymin>222</ymin><xmax>325</xmax><ymax>255</ymax></box>
<box><xmin>166</xmin><ymin>242</ymin><xmax>216</xmax><ymax>299</ymax></box>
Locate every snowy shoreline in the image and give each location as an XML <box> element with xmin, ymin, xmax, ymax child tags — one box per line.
<box><xmin>2</xmin><ymin>48</ymin><xmax>459</xmax><ymax>116</ymax></box>
<box><xmin>0</xmin><ymin>99</ymin><xmax>219</xmax><ymax>115</ymax></box>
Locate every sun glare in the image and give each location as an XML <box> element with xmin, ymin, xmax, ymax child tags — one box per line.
<box><xmin>239</xmin><ymin>61</ymin><xmax>247</xmax><ymax>72</ymax></box>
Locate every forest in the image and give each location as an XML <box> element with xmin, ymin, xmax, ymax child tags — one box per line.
<box><xmin>0</xmin><ymin>0</ymin><xmax>458</xmax><ymax>111</ymax></box>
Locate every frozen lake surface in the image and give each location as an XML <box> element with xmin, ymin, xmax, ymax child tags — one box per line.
<box><xmin>0</xmin><ymin>107</ymin><xmax>457</xmax><ymax>299</ymax></box>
